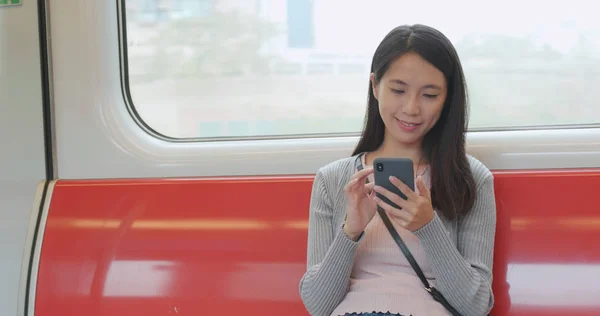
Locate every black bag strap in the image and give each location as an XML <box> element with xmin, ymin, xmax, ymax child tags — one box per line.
<box><xmin>353</xmin><ymin>153</ymin><xmax>464</xmax><ymax>316</ymax></box>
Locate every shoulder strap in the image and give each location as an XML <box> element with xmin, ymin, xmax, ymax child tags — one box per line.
<box><xmin>353</xmin><ymin>154</ymin><xmax>432</xmax><ymax>290</ymax></box>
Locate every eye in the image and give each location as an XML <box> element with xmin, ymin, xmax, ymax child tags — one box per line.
<box><xmin>423</xmin><ymin>94</ymin><xmax>438</xmax><ymax>99</ymax></box>
<box><xmin>391</xmin><ymin>89</ymin><xmax>405</xmax><ymax>94</ymax></box>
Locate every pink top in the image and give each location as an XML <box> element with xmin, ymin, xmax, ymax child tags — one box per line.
<box><xmin>330</xmin><ymin>155</ymin><xmax>452</xmax><ymax>316</ymax></box>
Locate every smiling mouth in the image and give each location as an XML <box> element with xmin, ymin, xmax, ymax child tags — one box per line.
<box><xmin>395</xmin><ymin>118</ymin><xmax>421</xmax><ymax>127</ymax></box>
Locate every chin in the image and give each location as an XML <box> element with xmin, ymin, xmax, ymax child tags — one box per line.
<box><xmin>390</xmin><ymin>131</ymin><xmax>423</xmax><ymax>147</ymax></box>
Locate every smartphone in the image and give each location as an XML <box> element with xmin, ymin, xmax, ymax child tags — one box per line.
<box><xmin>373</xmin><ymin>157</ymin><xmax>415</xmax><ymax>209</ymax></box>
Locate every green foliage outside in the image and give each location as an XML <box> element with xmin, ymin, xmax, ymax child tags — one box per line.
<box><xmin>140</xmin><ymin>10</ymin><xmax>280</xmax><ymax>79</ymax></box>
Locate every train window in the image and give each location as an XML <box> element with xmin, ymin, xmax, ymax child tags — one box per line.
<box><xmin>123</xmin><ymin>0</ymin><xmax>600</xmax><ymax>139</ymax></box>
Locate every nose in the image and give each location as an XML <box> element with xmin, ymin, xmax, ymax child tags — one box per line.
<box><xmin>402</xmin><ymin>94</ymin><xmax>420</xmax><ymax>116</ymax></box>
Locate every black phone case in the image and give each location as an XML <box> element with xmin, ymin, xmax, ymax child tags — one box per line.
<box><xmin>373</xmin><ymin>157</ymin><xmax>415</xmax><ymax>209</ymax></box>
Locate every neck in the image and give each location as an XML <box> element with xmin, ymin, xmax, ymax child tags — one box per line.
<box><xmin>367</xmin><ymin>135</ymin><xmax>425</xmax><ymax>168</ymax></box>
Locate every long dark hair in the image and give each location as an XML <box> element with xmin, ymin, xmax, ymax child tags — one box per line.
<box><xmin>352</xmin><ymin>24</ymin><xmax>476</xmax><ymax>219</ymax></box>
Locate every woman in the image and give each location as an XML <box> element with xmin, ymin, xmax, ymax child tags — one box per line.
<box><xmin>299</xmin><ymin>24</ymin><xmax>497</xmax><ymax>316</ymax></box>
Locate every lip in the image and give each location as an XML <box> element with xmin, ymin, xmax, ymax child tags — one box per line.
<box><xmin>395</xmin><ymin>118</ymin><xmax>421</xmax><ymax>132</ymax></box>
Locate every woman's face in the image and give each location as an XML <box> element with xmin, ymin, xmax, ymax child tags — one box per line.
<box><xmin>372</xmin><ymin>52</ymin><xmax>447</xmax><ymax>147</ymax></box>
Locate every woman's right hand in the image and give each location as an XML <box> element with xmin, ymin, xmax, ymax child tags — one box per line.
<box><xmin>342</xmin><ymin>167</ymin><xmax>377</xmax><ymax>241</ymax></box>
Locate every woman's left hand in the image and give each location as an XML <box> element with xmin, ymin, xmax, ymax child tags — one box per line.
<box><xmin>372</xmin><ymin>176</ymin><xmax>434</xmax><ymax>232</ymax></box>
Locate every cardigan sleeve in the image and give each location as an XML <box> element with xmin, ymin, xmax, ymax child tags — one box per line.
<box><xmin>298</xmin><ymin>168</ymin><xmax>364</xmax><ymax>316</ymax></box>
<box><xmin>413</xmin><ymin>173</ymin><xmax>497</xmax><ymax>316</ymax></box>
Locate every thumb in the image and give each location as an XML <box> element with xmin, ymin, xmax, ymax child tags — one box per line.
<box><xmin>364</xmin><ymin>182</ymin><xmax>375</xmax><ymax>199</ymax></box>
<box><xmin>417</xmin><ymin>176</ymin><xmax>431</xmax><ymax>200</ymax></box>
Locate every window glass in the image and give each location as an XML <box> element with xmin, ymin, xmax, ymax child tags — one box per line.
<box><xmin>124</xmin><ymin>0</ymin><xmax>600</xmax><ymax>138</ymax></box>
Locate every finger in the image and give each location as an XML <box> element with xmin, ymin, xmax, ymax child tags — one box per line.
<box><xmin>364</xmin><ymin>182</ymin><xmax>375</xmax><ymax>192</ymax></box>
<box><xmin>389</xmin><ymin>176</ymin><xmax>419</xmax><ymax>200</ymax></box>
<box><xmin>345</xmin><ymin>174</ymin><xmax>372</xmax><ymax>195</ymax></box>
<box><xmin>373</xmin><ymin>185</ymin><xmax>409</xmax><ymax>209</ymax></box>
<box><xmin>352</xmin><ymin>167</ymin><xmax>374</xmax><ymax>181</ymax></box>
<box><xmin>372</xmin><ymin>196</ymin><xmax>398</xmax><ymax>213</ymax></box>
<box><xmin>364</xmin><ymin>182</ymin><xmax>375</xmax><ymax>197</ymax></box>
<box><xmin>344</xmin><ymin>178</ymin><xmax>359</xmax><ymax>193</ymax></box>
<box><xmin>373</xmin><ymin>196</ymin><xmax>412</xmax><ymax>224</ymax></box>
<box><xmin>416</xmin><ymin>176</ymin><xmax>431</xmax><ymax>200</ymax></box>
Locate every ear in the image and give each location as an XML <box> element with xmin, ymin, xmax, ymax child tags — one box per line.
<box><xmin>370</xmin><ymin>73</ymin><xmax>379</xmax><ymax>100</ymax></box>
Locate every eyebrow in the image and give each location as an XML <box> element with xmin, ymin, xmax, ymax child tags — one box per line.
<box><xmin>389</xmin><ymin>79</ymin><xmax>442</xmax><ymax>90</ymax></box>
